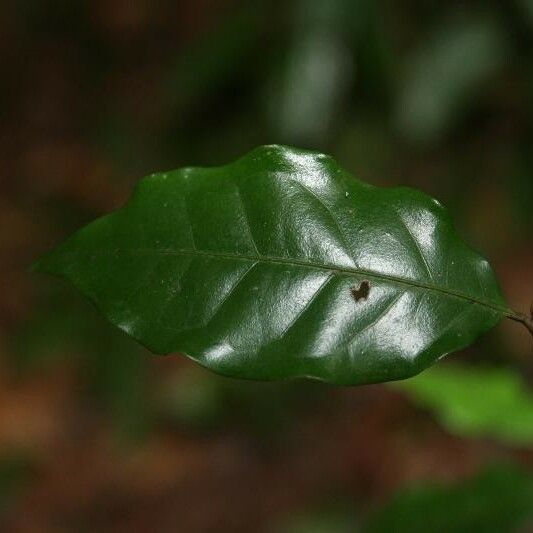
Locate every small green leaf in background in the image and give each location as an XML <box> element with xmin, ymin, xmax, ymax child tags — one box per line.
<box><xmin>365</xmin><ymin>464</ymin><xmax>533</xmax><ymax>533</ymax></box>
<box><xmin>34</xmin><ymin>145</ymin><xmax>511</xmax><ymax>385</ymax></box>
<box><xmin>156</xmin><ymin>365</ymin><xmax>325</xmax><ymax>439</ymax></box>
<box><xmin>396</xmin><ymin>16</ymin><xmax>505</xmax><ymax>143</ymax></box>
<box><xmin>393</xmin><ymin>364</ymin><xmax>533</xmax><ymax>445</ymax></box>
<box><xmin>278</xmin><ymin>512</ymin><xmax>357</xmax><ymax>533</ymax></box>
<box><xmin>275</xmin><ymin>501</ymin><xmax>359</xmax><ymax>533</ymax></box>
<box><xmin>156</xmin><ymin>366</ymin><xmax>226</xmax><ymax>430</ymax></box>
<box><xmin>13</xmin><ymin>280</ymin><xmax>149</xmax><ymax>441</ymax></box>
<box><xmin>273</xmin><ymin>0</ymin><xmax>354</xmax><ymax>145</ymax></box>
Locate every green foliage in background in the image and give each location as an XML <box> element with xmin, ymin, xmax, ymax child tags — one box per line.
<box><xmin>274</xmin><ymin>464</ymin><xmax>533</xmax><ymax>533</ymax></box>
<box><xmin>396</xmin><ymin>16</ymin><xmax>505</xmax><ymax>143</ymax></box>
<box><xmin>394</xmin><ymin>364</ymin><xmax>533</xmax><ymax>445</ymax></box>
<box><xmin>276</xmin><ymin>501</ymin><xmax>358</xmax><ymax>533</ymax></box>
<box><xmin>14</xmin><ymin>280</ymin><xmax>149</xmax><ymax>440</ymax></box>
<box><xmin>366</xmin><ymin>465</ymin><xmax>533</xmax><ymax>533</ymax></box>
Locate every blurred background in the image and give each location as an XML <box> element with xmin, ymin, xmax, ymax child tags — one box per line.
<box><xmin>1</xmin><ymin>0</ymin><xmax>532</xmax><ymax>531</ymax></box>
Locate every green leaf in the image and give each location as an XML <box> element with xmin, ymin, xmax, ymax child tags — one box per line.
<box><xmin>365</xmin><ymin>464</ymin><xmax>533</xmax><ymax>533</ymax></box>
<box><xmin>392</xmin><ymin>364</ymin><xmax>533</xmax><ymax>445</ymax></box>
<box><xmin>396</xmin><ymin>17</ymin><xmax>505</xmax><ymax>143</ymax></box>
<box><xmin>33</xmin><ymin>145</ymin><xmax>508</xmax><ymax>385</ymax></box>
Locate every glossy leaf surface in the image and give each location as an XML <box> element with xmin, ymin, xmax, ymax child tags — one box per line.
<box><xmin>34</xmin><ymin>146</ymin><xmax>508</xmax><ymax>384</ymax></box>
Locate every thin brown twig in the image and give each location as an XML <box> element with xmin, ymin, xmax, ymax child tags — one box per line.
<box><xmin>508</xmin><ymin>303</ymin><xmax>533</xmax><ymax>340</ymax></box>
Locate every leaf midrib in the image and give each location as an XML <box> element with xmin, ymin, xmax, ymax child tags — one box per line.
<box><xmin>80</xmin><ymin>246</ymin><xmax>510</xmax><ymax>316</ymax></box>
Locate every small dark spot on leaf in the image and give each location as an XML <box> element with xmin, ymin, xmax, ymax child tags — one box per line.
<box><xmin>351</xmin><ymin>281</ymin><xmax>370</xmax><ymax>302</ymax></box>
